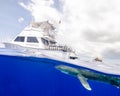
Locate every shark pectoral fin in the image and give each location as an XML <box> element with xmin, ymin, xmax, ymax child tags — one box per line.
<box><xmin>77</xmin><ymin>74</ymin><xmax>92</xmax><ymax>91</ymax></box>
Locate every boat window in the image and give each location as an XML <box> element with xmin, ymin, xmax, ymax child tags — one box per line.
<box><xmin>14</xmin><ymin>36</ymin><xmax>25</xmax><ymax>42</ymax></box>
<box><xmin>49</xmin><ymin>41</ymin><xmax>56</xmax><ymax>45</ymax></box>
<box><xmin>27</xmin><ymin>37</ymin><xmax>39</xmax><ymax>43</ymax></box>
<box><xmin>41</xmin><ymin>38</ymin><xmax>49</xmax><ymax>46</ymax></box>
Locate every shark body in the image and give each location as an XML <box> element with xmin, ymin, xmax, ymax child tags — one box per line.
<box><xmin>55</xmin><ymin>65</ymin><xmax>120</xmax><ymax>91</ymax></box>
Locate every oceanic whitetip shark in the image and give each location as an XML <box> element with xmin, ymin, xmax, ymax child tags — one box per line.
<box><xmin>55</xmin><ymin>65</ymin><xmax>120</xmax><ymax>91</ymax></box>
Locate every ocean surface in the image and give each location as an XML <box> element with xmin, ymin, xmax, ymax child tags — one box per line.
<box><xmin>0</xmin><ymin>50</ymin><xmax>120</xmax><ymax>96</ymax></box>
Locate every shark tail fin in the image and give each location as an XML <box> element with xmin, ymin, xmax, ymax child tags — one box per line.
<box><xmin>77</xmin><ymin>74</ymin><xmax>92</xmax><ymax>91</ymax></box>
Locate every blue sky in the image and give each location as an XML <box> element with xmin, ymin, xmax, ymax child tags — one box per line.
<box><xmin>0</xmin><ymin>0</ymin><xmax>32</xmax><ymax>41</ymax></box>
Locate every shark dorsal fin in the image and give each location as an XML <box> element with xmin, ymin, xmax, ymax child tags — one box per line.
<box><xmin>77</xmin><ymin>74</ymin><xmax>92</xmax><ymax>91</ymax></box>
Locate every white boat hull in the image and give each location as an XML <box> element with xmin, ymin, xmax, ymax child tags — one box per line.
<box><xmin>4</xmin><ymin>42</ymin><xmax>69</xmax><ymax>59</ymax></box>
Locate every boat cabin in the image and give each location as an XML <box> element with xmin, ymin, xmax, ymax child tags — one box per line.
<box><xmin>13</xmin><ymin>35</ymin><xmax>56</xmax><ymax>49</ymax></box>
<box><xmin>12</xmin><ymin>21</ymin><xmax>57</xmax><ymax>49</ymax></box>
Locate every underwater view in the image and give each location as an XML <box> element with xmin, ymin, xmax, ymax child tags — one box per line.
<box><xmin>0</xmin><ymin>54</ymin><xmax>120</xmax><ymax>96</ymax></box>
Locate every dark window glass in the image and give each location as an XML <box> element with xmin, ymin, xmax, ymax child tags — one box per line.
<box><xmin>50</xmin><ymin>41</ymin><xmax>56</xmax><ymax>45</ymax></box>
<box><xmin>41</xmin><ymin>38</ymin><xmax>49</xmax><ymax>46</ymax></box>
<box><xmin>14</xmin><ymin>36</ymin><xmax>25</xmax><ymax>42</ymax></box>
<box><xmin>27</xmin><ymin>37</ymin><xmax>39</xmax><ymax>43</ymax></box>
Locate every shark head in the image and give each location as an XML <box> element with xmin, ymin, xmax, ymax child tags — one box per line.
<box><xmin>55</xmin><ymin>65</ymin><xmax>66</xmax><ymax>70</ymax></box>
<box><xmin>55</xmin><ymin>65</ymin><xmax>79</xmax><ymax>76</ymax></box>
<box><xmin>55</xmin><ymin>65</ymin><xmax>70</xmax><ymax>74</ymax></box>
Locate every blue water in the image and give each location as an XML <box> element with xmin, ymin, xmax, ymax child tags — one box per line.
<box><xmin>0</xmin><ymin>55</ymin><xmax>120</xmax><ymax>96</ymax></box>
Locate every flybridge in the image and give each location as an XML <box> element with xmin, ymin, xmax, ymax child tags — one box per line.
<box><xmin>30</xmin><ymin>21</ymin><xmax>56</xmax><ymax>39</ymax></box>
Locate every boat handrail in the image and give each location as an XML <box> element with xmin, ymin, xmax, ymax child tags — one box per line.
<box><xmin>45</xmin><ymin>45</ymin><xmax>72</xmax><ymax>52</ymax></box>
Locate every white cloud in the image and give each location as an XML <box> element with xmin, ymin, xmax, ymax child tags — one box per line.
<box><xmin>18</xmin><ymin>17</ymin><xmax>24</xmax><ymax>23</ymax></box>
<box><xmin>58</xmin><ymin>0</ymin><xmax>120</xmax><ymax>58</ymax></box>
<box><xmin>19</xmin><ymin>0</ymin><xmax>120</xmax><ymax>59</ymax></box>
<box><xmin>19</xmin><ymin>0</ymin><xmax>61</xmax><ymax>23</ymax></box>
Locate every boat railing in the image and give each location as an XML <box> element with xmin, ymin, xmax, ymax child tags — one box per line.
<box><xmin>45</xmin><ymin>45</ymin><xmax>72</xmax><ymax>52</ymax></box>
<box><xmin>45</xmin><ymin>44</ymin><xmax>78</xmax><ymax>59</ymax></box>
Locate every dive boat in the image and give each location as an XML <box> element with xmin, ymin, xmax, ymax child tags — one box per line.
<box><xmin>4</xmin><ymin>21</ymin><xmax>77</xmax><ymax>59</ymax></box>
